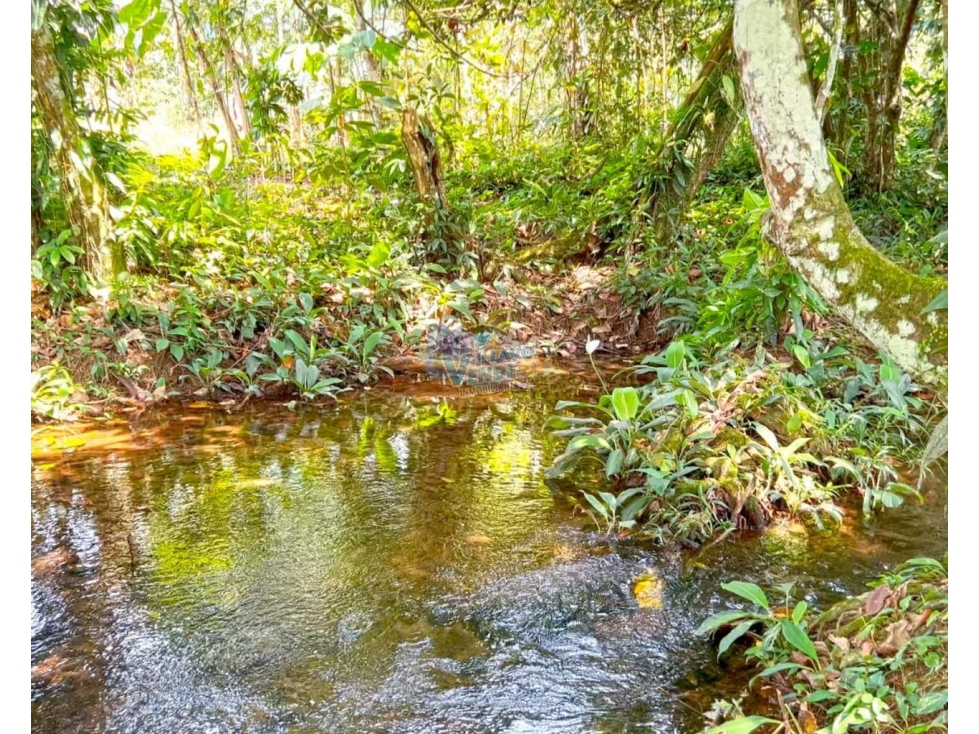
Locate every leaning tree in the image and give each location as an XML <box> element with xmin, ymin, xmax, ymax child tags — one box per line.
<box><xmin>732</xmin><ymin>0</ymin><xmax>947</xmax><ymax>389</ymax></box>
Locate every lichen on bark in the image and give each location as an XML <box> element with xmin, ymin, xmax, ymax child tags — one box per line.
<box><xmin>734</xmin><ymin>0</ymin><xmax>947</xmax><ymax>389</ymax></box>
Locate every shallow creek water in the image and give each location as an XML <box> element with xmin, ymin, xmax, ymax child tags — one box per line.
<box><xmin>31</xmin><ymin>362</ymin><xmax>947</xmax><ymax>733</ymax></box>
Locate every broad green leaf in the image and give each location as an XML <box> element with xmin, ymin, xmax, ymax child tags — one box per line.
<box><xmin>717</xmin><ymin>620</ymin><xmax>754</xmax><ymax>658</ymax></box>
<box><xmin>367</xmin><ymin>241</ymin><xmax>391</xmax><ymax>269</ymax></box>
<box><xmin>582</xmin><ymin>492</ymin><xmax>609</xmax><ymax>519</ymax></box>
<box><xmin>448</xmin><ymin>300</ymin><xmax>473</xmax><ymax>321</ymax></box>
<box><xmin>721</xmin><ymin>581</ymin><xmax>770</xmax><ymax>611</ymax></box>
<box><xmin>721</xmin><ymin>75</ymin><xmax>737</xmax><ymax>105</ymax></box>
<box><xmin>756</xmin><ymin>661</ymin><xmax>803</xmax><ymax>678</ymax></box>
<box><xmin>879</xmin><ymin>357</ymin><xmax>901</xmax><ymax>385</ymax></box>
<box><xmin>611</xmin><ymin>387</ymin><xmax>640</xmax><ymax>421</ymax></box>
<box><xmin>696</xmin><ymin>609</ymin><xmax>754</xmax><ymax>635</ymax></box>
<box><xmin>792</xmin><ymin>344</ymin><xmax>811</xmax><ymax>369</ymax></box>
<box><xmin>208</xmin><ymin>140</ymin><xmax>228</xmax><ymax>178</ymax></box>
<box><xmin>568</xmin><ymin>434</ymin><xmax>611</xmax><ymax>452</ymax></box>
<box><xmin>664</xmin><ymin>340</ymin><xmax>686</xmax><ymax>369</ymax></box>
<box><xmin>780</xmin><ymin>620</ymin><xmax>818</xmax><ymax>663</ymax></box>
<box><xmin>914</xmin><ymin>690</ymin><xmax>947</xmax><ymax>715</ymax></box>
<box><xmin>598</xmin><ymin>491</ymin><xmax>617</xmax><ymax>509</ymax></box>
<box><xmin>363</xmin><ymin>331</ymin><xmax>384</xmax><ymax>358</ymax></box>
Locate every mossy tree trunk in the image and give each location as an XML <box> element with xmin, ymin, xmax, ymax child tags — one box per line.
<box><xmin>733</xmin><ymin>0</ymin><xmax>947</xmax><ymax>388</ymax></box>
<box><xmin>31</xmin><ymin>22</ymin><xmax>121</xmax><ymax>281</ymax></box>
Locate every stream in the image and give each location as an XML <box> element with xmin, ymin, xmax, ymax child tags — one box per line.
<box><xmin>31</xmin><ymin>362</ymin><xmax>948</xmax><ymax>733</ymax></box>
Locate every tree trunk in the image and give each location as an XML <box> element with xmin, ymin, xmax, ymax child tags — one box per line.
<box><xmin>401</xmin><ymin>108</ymin><xmax>448</xmax><ymax>211</ymax></box>
<box><xmin>877</xmin><ymin>0</ymin><xmax>921</xmax><ymax>191</ymax></box>
<box><xmin>565</xmin><ymin>14</ymin><xmax>591</xmax><ymax>141</ymax></box>
<box><xmin>646</xmin><ymin>21</ymin><xmax>741</xmax><ymax>244</ymax></box>
<box><xmin>733</xmin><ymin>0</ymin><xmax>946</xmax><ymax>388</ymax></box>
<box><xmin>859</xmin><ymin>0</ymin><xmax>920</xmax><ymax>192</ymax></box>
<box><xmin>826</xmin><ymin>0</ymin><xmax>858</xmax><ymax>151</ymax></box>
<box><xmin>168</xmin><ymin>0</ymin><xmax>201</xmax><ymax>129</ymax></box>
<box><xmin>187</xmin><ymin>22</ymin><xmax>241</xmax><ymax>157</ymax></box>
<box><xmin>353</xmin><ymin>0</ymin><xmax>383</xmax><ymax>129</ymax></box>
<box><xmin>218</xmin><ymin>27</ymin><xmax>252</xmax><ymax>139</ymax></box>
<box><xmin>930</xmin><ymin>0</ymin><xmax>947</xmax><ymax>155</ymax></box>
<box><xmin>31</xmin><ymin>23</ymin><xmax>120</xmax><ymax>281</ymax></box>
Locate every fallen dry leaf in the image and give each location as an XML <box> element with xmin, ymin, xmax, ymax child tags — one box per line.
<box><xmin>863</xmin><ymin>584</ymin><xmax>891</xmax><ymax>616</ymax></box>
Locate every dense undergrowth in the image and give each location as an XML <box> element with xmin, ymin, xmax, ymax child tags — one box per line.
<box><xmin>698</xmin><ymin>557</ymin><xmax>948</xmax><ymax>734</ymax></box>
<box><xmin>30</xmin><ymin>131</ymin><xmax>946</xmax><ymax>422</ymax></box>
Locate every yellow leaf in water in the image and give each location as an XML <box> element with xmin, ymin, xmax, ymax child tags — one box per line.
<box><xmin>188</xmin><ymin>402</ymin><xmax>211</xmax><ymax>409</ymax></box>
<box><xmin>633</xmin><ymin>571</ymin><xmax>665</xmax><ymax>609</ymax></box>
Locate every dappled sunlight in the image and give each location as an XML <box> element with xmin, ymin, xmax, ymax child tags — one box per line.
<box><xmin>31</xmin><ymin>0</ymin><xmax>947</xmax><ymax>729</ymax></box>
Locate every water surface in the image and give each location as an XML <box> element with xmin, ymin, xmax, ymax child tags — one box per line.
<box><xmin>31</xmin><ymin>363</ymin><xmax>948</xmax><ymax>733</ymax></box>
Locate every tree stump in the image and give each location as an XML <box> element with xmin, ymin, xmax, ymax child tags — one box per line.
<box><xmin>401</xmin><ymin>108</ymin><xmax>448</xmax><ymax>211</ymax></box>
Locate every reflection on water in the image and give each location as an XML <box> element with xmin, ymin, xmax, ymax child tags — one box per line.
<box><xmin>31</xmin><ymin>364</ymin><xmax>948</xmax><ymax>733</ymax></box>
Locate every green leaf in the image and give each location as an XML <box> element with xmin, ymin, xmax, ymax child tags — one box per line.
<box><xmin>702</xmin><ymin>716</ymin><xmax>780</xmax><ymax>734</ymax></box>
<box><xmin>366</xmin><ymin>241</ymin><xmax>391</xmax><ymax>269</ymax></box>
<box><xmin>721</xmin><ymin>581</ymin><xmax>770</xmax><ymax>611</ymax></box>
<box><xmin>721</xmin><ymin>75</ymin><xmax>737</xmax><ymax>105</ymax></box>
<box><xmin>913</xmin><ymin>690</ymin><xmax>947</xmax><ymax>715</ymax></box>
<box><xmin>780</xmin><ymin>620</ymin><xmax>818</xmax><ymax>663</ymax></box>
<box><xmin>598</xmin><ymin>491</ymin><xmax>617</xmax><ymax>509</ymax></box>
<box><xmin>805</xmin><ymin>689</ymin><xmax>839</xmax><ymax>704</ymax></box>
<box><xmin>568</xmin><ymin>434</ymin><xmax>611</xmax><ymax>452</ymax></box>
<box><xmin>208</xmin><ymin>140</ymin><xmax>228</xmax><ymax>178</ymax></box>
<box><xmin>582</xmin><ymin>492</ymin><xmax>609</xmax><ymax>519</ymax></box>
<box><xmin>792</xmin><ymin>601</ymin><xmax>808</xmax><ymax>624</ymax></box>
<box><xmin>606</xmin><ymin>448</ymin><xmax>624</xmax><ymax>477</ymax></box>
<box><xmin>664</xmin><ymin>340</ymin><xmax>687</xmax><ymax>369</ymax></box>
<box><xmin>921</xmin><ymin>289</ymin><xmax>947</xmax><ymax>314</ymax></box>
<box><xmin>791</xmin><ymin>344</ymin><xmax>812</xmax><ymax>369</ymax></box>
<box><xmin>611</xmin><ymin>387</ymin><xmax>640</xmax><ymax>421</ymax></box>
<box><xmin>119</xmin><ymin>0</ymin><xmax>154</xmax><ymax>26</ymax></box>
<box><xmin>363</xmin><ymin>331</ymin><xmax>384</xmax><ymax>358</ymax></box>
<box><xmin>696</xmin><ymin>609</ymin><xmax>754</xmax><ymax>635</ymax></box>
<box><xmin>717</xmin><ymin>620</ymin><xmax>755</xmax><ymax>658</ymax></box>
<box><xmin>753</xmin><ymin>423</ymin><xmax>780</xmax><ymax>452</ymax></box>
<box><xmin>879</xmin><ymin>356</ymin><xmax>901</xmax><ymax>384</ymax></box>
<box><xmin>448</xmin><ymin>299</ymin><xmax>474</xmax><ymax>321</ymax></box>
<box><xmin>756</xmin><ymin>661</ymin><xmax>803</xmax><ymax>678</ymax></box>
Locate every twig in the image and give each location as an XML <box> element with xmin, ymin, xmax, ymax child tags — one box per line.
<box><xmin>815</xmin><ymin>3</ymin><xmax>844</xmax><ymax>123</ymax></box>
<box><xmin>399</xmin><ymin>0</ymin><xmax>510</xmax><ymax>79</ymax></box>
